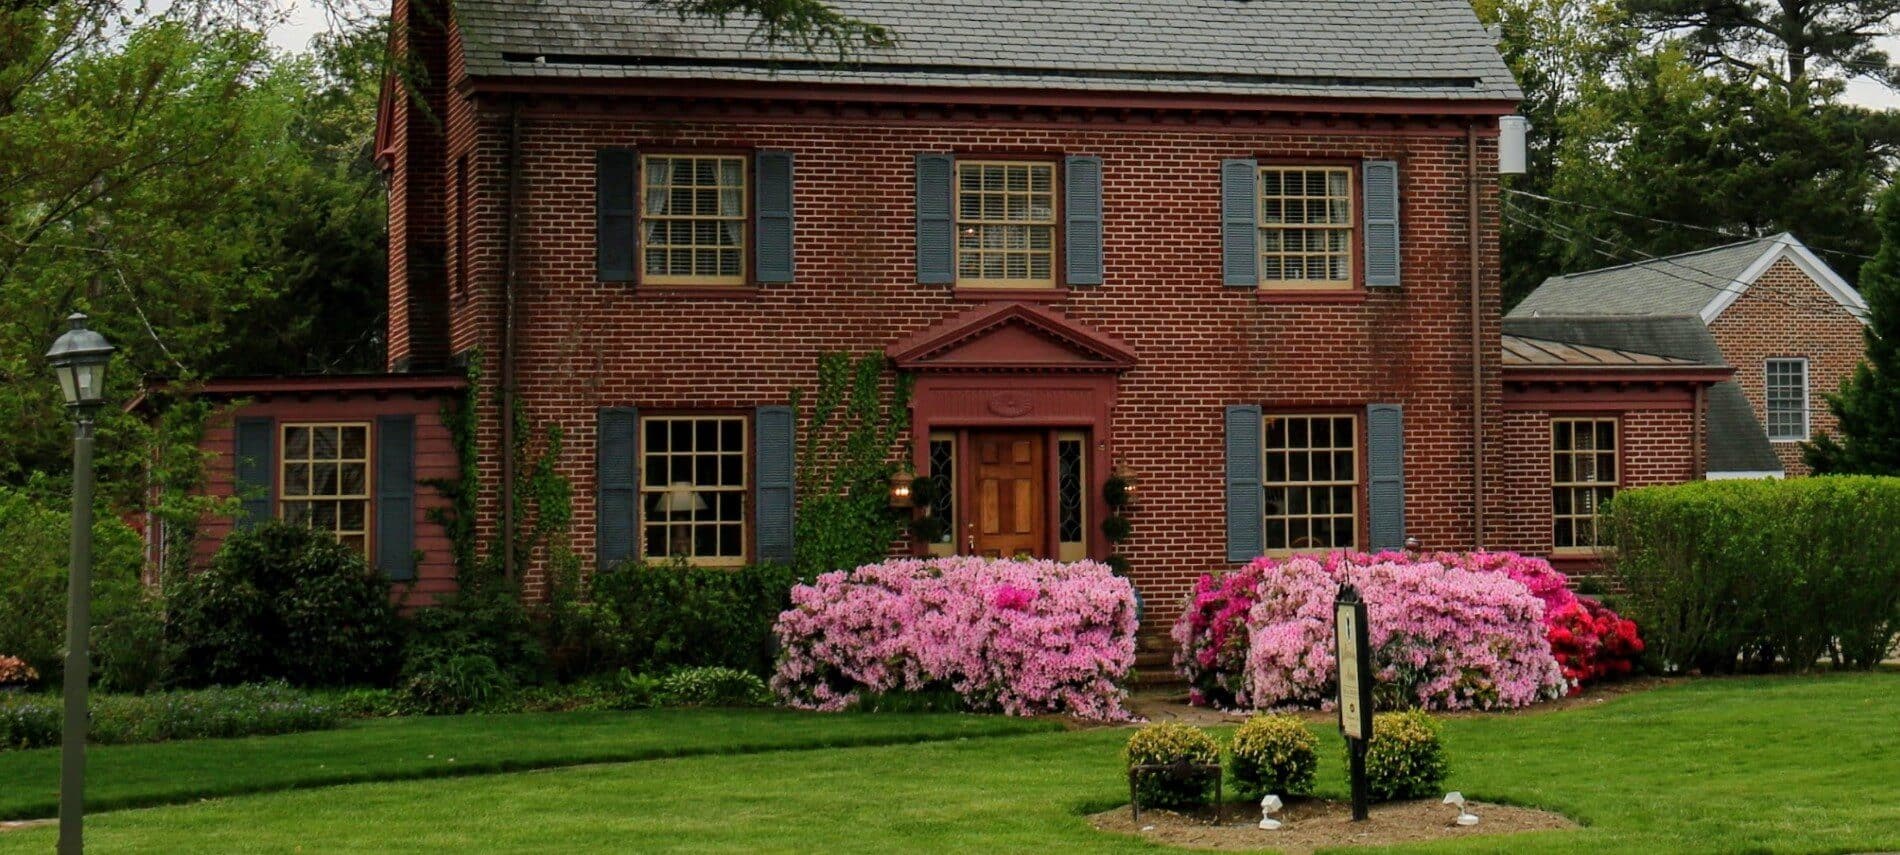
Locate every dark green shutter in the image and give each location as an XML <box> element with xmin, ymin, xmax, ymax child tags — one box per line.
<box><xmin>234</xmin><ymin>417</ymin><xmax>274</xmax><ymax>530</ymax></box>
<box><xmin>755</xmin><ymin>150</ymin><xmax>795</xmax><ymax>283</ymax></box>
<box><xmin>755</xmin><ymin>405</ymin><xmax>795</xmax><ymax>565</ymax></box>
<box><xmin>1363</xmin><ymin>160</ymin><xmax>1401</xmax><ymax>288</ymax></box>
<box><xmin>597</xmin><ymin>149</ymin><xmax>638</xmax><ymax>283</ymax></box>
<box><xmin>375</xmin><ymin>415</ymin><xmax>416</xmax><ymax>581</ymax></box>
<box><xmin>1221</xmin><ymin>158</ymin><xmax>1258</xmax><ymax>287</ymax></box>
<box><xmin>1366</xmin><ymin>404</ymin><xmax>1406</xmax><ymax>550</ymax></box>
<box><xmin>1064</xmin><ymin>155</ymin><xmax>1103</xmax><ymax>286</ymax></box>
<box><xmin>597</xmin><ymin>407</ymin><xmax>639</xmax><ymax>570</ymax></box>
<box><xmin>1225</xmin><ymin>405</ymin><xmax>1263</xmax><ymax>562</ymax></box>
<box><xmin>915</xmin><ymin>153</ymin><xmax>955</xmax><ymax>285</ymax></box>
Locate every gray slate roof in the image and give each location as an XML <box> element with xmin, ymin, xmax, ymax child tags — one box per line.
<box><xmin>1509</xmin><ymin>235</ymin><xmax>1784</xmax><ymax>319</ymax></box>
<box><xmin>1501</xmin><ymin>316</ymin><xmax>1785</xmax><ymax>476</ymax></box>
<box><xmin>455</xmin><ymin>0</ymin><xmax>1522</xmax><ymax>100</ymax></box>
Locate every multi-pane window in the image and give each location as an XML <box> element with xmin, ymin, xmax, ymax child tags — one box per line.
<box><xmin>956</xmin><ymin>161</ymin><xmax>1057</xmax><ymax>288</ymax></box>
<box><xmin>280</xmin><ymin>423</ymin><xmax>371</xmax><ymax>555</ymax></box>
<box><xmin>1259</xmin><ymin>166</ymin><xmax>1354</xmax><ymax>289</ymax></box>
<box><xmin>641</xmin><ymin>416</ymin><xmax>748</xmax><ymax>565</ymax></box>
<box><xmin>1552</xmin><ymin>418</ymin><xmax>1618</xmax><ymax>551</ymax></box>
<box><xmin>641</xmin><ymin>155</ymin><xmax>746</xmax><ymax>285</ymax></box>
<box><xmin>1262</xmin><ymin>415</ymin><xmax>1359</xmax><ymax>552</ymax></box>
<box><xmin>1766</xmin><ymin>359</ymin><xmax>1809</xmax><ymax>441</ymax></box>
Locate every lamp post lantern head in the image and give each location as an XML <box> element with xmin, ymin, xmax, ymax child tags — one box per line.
<box><xmin>45</xmin><ymin>313</ymin><xmax>115</xmax><ymax>413</ymax></box>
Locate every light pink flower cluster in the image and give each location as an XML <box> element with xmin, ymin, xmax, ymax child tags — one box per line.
<box><xmin>1173</xmin><ymin>552</ymin><xmax>1567</xmax><ymax>712</ymax></box>
<box><xmin>772</xmin><ymin>557</ymin><xmax>1139</xmax><ymax>720</ymax></box>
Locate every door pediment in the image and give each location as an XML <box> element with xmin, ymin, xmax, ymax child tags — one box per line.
<box><xmin>886</xmin><ymin>302</ymin><xmax>1138</xmax><ymax>372</ymax></box>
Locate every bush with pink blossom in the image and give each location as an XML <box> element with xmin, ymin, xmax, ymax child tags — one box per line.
<box><xmin>772</xmin><ymin>557</ymin><xmax>1139</xmax><ymax>720</ymax></box>
<box><xmin>1173</xmin><ymin>552</ymin><xmax>1569</xmax><ymax>711</ymax></box>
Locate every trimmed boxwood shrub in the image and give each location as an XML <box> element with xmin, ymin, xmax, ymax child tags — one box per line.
<box><xmin>1125</xmin><ymin>722</ymin><xmax>1221</xmax><ymax>809</ymax></box>
<box><xmin>1606</xmin><ymin>477</ymin><xmax>1900</xmax><ymax>673</ymax></box>
<box><xmin>587</xmin><ymin>561</ymin><xmax>797</xmax><ymax>676</ymax></box>
<box><xmin>1229</xmin><ymin>714</ymin><xmax>1318</xmax><ymax>799</ymax></box>
<box><xmin>166</xmin><ymin>522</ymin><xmax>404</xmax><ymax>688</ymax></box>
<box><xmin>1360</xmin><ymin>710</ymin><xmax>1447</xmax><ymax>802</ymax></box>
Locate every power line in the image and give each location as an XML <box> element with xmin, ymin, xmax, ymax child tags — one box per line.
<box><xmin>1503</xmin><ymin>187</ymin><xmax>1877</xmax><ymax>264</ymax></box>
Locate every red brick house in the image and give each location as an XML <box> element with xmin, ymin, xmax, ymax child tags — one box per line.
<box><xmin>1511</xmin><ymin>234</ymin><xmax>1870</xmax><ymax>478</ymax></box>
<box><xmin>155</xmin><ymin>1</ymin><xmax>1742</xmax><ymax>620</ymax></box>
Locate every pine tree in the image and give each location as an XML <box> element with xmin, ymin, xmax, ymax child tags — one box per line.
<box><xmin>1806</xmin><ymin>182</ymin><xmax>1900</xmax><ymax>475</ymax></box>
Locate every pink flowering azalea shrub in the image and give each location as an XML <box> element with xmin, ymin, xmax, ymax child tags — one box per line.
<box><xmin>1169</xmin><ymin>562</ymin><xmax>1268</xmax><ymax>709</ymax></box>
<box><xmin>772</xmin><ymin>557</ymin><xmax>1138</xmax><ymax>721</ymax></box>
<box><xmin>1173</xmin><ymin>552</ymin><xmax>1567</xmax><ymax>711</ymax></box>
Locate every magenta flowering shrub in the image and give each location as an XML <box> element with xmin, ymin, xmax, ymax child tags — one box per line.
<box><xmin>1173</xmin><ymin>552</ymin><xmax>1567</xmax><ymax>711</ymax></box>
<box><xmin>772</xmin><ymin>557</ymin><xmax>1139</xmax><ymax>720</ymax></box>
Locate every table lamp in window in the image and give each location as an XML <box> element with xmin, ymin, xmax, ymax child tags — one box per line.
<box><xmin>655</xmin><ymin>481</ymin><xmax>708</xmax><ymax>557</ymax></box>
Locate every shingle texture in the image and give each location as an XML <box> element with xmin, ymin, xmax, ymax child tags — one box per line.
<box><xmin>1510</xmin><ymin>235</ymin><xmax>1782</xmax><ymax>319</ymax></box>
<box><xmin>454</xmin><ymin>0</ymin><xmax>1522</xmax><ymax>100</ymax></box>
<box><xmin>1502</xmin><ymin>316</ymin><xmax>1785</xmax><ymax>476</ymax></box>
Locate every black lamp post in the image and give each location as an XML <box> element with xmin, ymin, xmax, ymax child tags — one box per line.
<box><xmin>45</xmin><ymin>312</ymin><xmax>114</xmax><ymax>855</ymax></box>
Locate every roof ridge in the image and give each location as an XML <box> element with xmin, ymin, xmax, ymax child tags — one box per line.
<box><xmin>1550</xmin><ymin>234</ymin><xmax>1780</xmax><ymax>281</ymax></box>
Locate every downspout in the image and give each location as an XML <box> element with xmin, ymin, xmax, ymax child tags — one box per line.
<box><xmin>1467</xmin><ymin>123</ymin><xmax>1488</xmax><ymax>549</ymax></box>
<box><xmin>501</xmin><ymin>100</ymin><xmax>522</xmax><ymax>584</ymax></box>
<box><xmin>1692</xmin><ymin>384</ymin><xmax>1706</xmax><ymax>480</ymax></box>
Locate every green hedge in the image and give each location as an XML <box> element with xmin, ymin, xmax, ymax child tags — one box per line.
<box><xmin>1606</xmin><ymin>477</ymin><xmax>1900</xmax><ymax>673</ymax></box>
<box><xmin>0</xmin><ymin>485</ymin><xmax>152</xmax><ymax>688</ymax></box>
<box><xmin>0</xmin><ymin>683</ymin><xmax>341</xmax><ymax>751</ymax></box>
<box><xmin>581</xmin><ymin>562</ymin><xmax>798</xmax><ymax>677</ymax></box>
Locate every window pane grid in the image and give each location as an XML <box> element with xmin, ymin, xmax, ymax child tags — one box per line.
<box><xmin>1258</xmin><ymin>167</ymin><xmax>1354</xmax><ymax>290</ymax></box>
<box><xmin>279</xmin><ymin>423</ymin><xmax>371</xmax><ymax>556</ymax></box>
<box><xmin>956</xmin><ymin>161</ymin><xmax>1056</xmax><ymax>288</ymax></box>
<box><xmin>1765</xmin><ymin>359</ymin><xmax>1809</xmax><ymax>441</ymax></box>
<box><xmin>1551</xmin><ymin>418</ymin><xmax>1618</xmax><ymax>551</ymax></box>
<box><xmin>640</xmin><ymin>416</ymin><xmax>748</xmax><ymax>565</ymax></box>
<box><xmin>641</xmin><ymin>155</ymin><xmax>746</xmax><ymax>285</ymax></box>
<box><xmin>1262</xmin><ymin>415</ymin><xmax>1358</xmax><ymax>552</ymax></box>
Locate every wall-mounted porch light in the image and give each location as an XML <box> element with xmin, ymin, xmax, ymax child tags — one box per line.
<box><xmin>889</xmin><ymin>470</ymin><xmax>916</xmax><ymax>508</ymax></box>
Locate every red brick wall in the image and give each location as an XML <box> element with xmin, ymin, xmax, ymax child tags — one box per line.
<box><xmin>438</xmin><ymin>105</ymin><xmax>1507</xmax><ymax>622</ymax></box>
<box><xmin>384</xmin><ymin>0</ymin><xmax>453</xmax><ymax>370</ymax></box>
<box><xmin>1706</xmin><ymin>256</ymin><xmax>1867</xmax><ymax>477</ymax></box>
<box><xmin>194</xmin><ymin>393</ymin><xmax>461</xmax><ymax>608</ymax></box>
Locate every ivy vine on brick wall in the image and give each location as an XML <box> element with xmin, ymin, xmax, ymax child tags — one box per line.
<box><xmin>791</xmin><ymin>352</ymin><xmax>912</xmax><ymax>576</ymax></box>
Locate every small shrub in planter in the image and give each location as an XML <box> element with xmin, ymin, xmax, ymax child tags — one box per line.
<box><xmin>401</xmin><ymin>654</ymin><xmax>515</xmax><ymax>715</ymax></box>
<box><xmin>1125</xmin><ymin>722</ymin><xmax>1221</xmax><ymax>809</ymax></box>
<box><xmin>1229</xmin><ymin>714</ymin><xmax>1318</xmax><ymax>799</ymax></box>
<box><xmin>658</xmin><ymin>666</ymin><xmax>771</xmax><ymax>707</ymax></box>
<box><xmin>1359</xmin><ymin>710</ymin><xmax>1448</xmax><ymax>802</ymax></box>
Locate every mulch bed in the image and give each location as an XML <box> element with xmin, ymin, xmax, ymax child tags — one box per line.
<box><xmin>1089</xmin><ymin>797</ymin><xmax>1577</xmax><ymax>854</ymax></box>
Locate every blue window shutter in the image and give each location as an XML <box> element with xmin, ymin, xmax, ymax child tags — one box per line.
<box><xmin>1225</xmin><ymin>405</ymin><xmax>1263</xmax><ymax>562</ymax></box>
<box><xmin>755</xmin><ymin>405</ymin><xmax>796</xmax><ymax>565</ymax></box>
<box><xmin>915</xmin><ymin>153</ymin><xmax>955</xmax><ymax>285</ymax></box>
<box><xmin>596</xmin><ymin>407</ymin><xmax>639</xmax><ymax>571</ymax></box>
<box><xmin>1366</xmin><ymin>404</ymin><xmax>1406</xmax><ymax>550</ymax></box>
<box><xmin>1363</xmin><ymin>160</ymin><xmax>1401</xmax><ymax>288</ymax></box>
<box><xmin>1221</xmin><ymin>159</ymin><xmax>1258</xmax><ymax>287</ymax></box>
<box><xmin>375</xmin><ymin>415</ymin><xmax>416</xmax><ymax>581</ymax></box>
<box><xmin>234</xmin><ymin>417</ymin><xmax>274</xmax><ymax>530</ymax></box>
<box><xmin>597</xmin><ymin>149</ymin><xmax>638</xmax><ymax>283</ymax></box>
<box><xmin>1064</xmin><ymin>155</ymin><xmax>1103</xmax><ymax>286</ymax></box>
<box><xmin>755</xmin><ymin>150</ymin><xmax>795</xmax><ymax>283</ymax></box>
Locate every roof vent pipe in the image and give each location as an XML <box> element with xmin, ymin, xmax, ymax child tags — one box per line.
<box><xmin>1499</xmin><ymin>116</ymin><xmax>1528</xmax><ymax>175</ymax></box>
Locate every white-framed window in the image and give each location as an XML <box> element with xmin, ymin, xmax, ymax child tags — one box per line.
<box><xmin>640</xmin><ymin>154</ymin><xmax>747</xmax><ymax>286</ymax></box>
<box><xmin>1765</xmin><ymin>358</ymin><xmax>1810</xmax><ymax>442</ymax></box>
<box><xmin>1259</xmin><ymin>165</ymin><xmax>1355</xmax><ymax>290</ymax></box>
<box><xmin>640</xmin><ymin>415</ymin><xmax>748</xmax><ymax>565</ymax></box>
<box><xmin>1262</xmin><ymin>414</ymin><xmax>1359</xmax><ymax>552</ymax></box>
<box><xmin>1552</xmin><ymin>418</ymin><xmax>1617</xmax><ymax>552</ymax></box>
<box><xmin>280</xmin><ymin>423</ymin><xmax>372</xmax><ymax>555</ymax></box>
<box><xmin>956</xmin><ymin>160</ymin><xmax>1058</xmax><ymax>288</ymax></box>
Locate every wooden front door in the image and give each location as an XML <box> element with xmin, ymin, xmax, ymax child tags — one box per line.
<box><xmin>969</xmin><ymin>430</ymin><xmax>1046</xmax><ymax>559</ymax></box>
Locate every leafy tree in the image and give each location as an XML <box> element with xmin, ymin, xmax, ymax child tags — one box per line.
<box><xmin>1807</xmin><ymin>182</ymin><xmax>1900</xmax><ymax>475</ymax></box>
<box><xmin>1623</xmin><ymin>0</ymin><xmax>1900</xmax><ymax>101</ymax></box>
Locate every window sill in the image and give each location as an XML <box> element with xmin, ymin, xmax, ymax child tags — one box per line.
<box><xmin>953</xmin><ymin>287</ymin><xmax>1069</xmax><ymax>303</ymax></box>
<box><xmin>633</xmin><ymin>286</ymin><xmax>762</xmax><ymax>300</ymax></box>
<box><xmin>1256</xmin><ymin>290</ymin><xmax>1368</xmax><ymax>304</ymax></box>
<box><xmin>1769</xmin><ymin>437</ymin><xmax>1808</xmax><ymax>444</ymax></box>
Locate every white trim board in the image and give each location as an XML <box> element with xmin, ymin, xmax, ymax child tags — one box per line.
<box><xmin>1706</xmin><ymin>470</ymin><xmax>1787</xmax><ymax>480</ymax></box>
<box><xmin>1699</xmin><ymin>234</ymin><xmax>1870</xmax><ymax>326</ymax></box>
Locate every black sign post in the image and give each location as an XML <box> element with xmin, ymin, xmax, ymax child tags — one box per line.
<box><xmin>1335</xmin><ymin>584</ymin><xmax>1374</xmax><ymax>822</ymax></box>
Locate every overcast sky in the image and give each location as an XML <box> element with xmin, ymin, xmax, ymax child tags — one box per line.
<box><xmin>268</xmin><ymin>2</ymin><xmax>1897</xmax><ymax>110</ymax></box>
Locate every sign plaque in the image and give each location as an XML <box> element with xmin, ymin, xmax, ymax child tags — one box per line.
<box><xmin>1335</xmin><ymin>583</ymin><xmax>1374</xmax><ymax>822</ymax></box>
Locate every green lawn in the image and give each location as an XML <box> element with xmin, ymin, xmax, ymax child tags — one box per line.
<box><xmin>1</xmin><ymin>675</ymin><xmax>1895</xmax><ymax>853</ymax></box>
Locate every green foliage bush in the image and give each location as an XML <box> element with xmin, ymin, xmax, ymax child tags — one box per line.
<box><xmin>405</xmin><ymin>585</ymin><xmax>548</xmax><ymax>686</ymax></box>
<box><xmin>1606</xmin><ymin>477</ymin><xmax>1900</xmax><ymax>672</ymax></box>
<box><xmin>166</xmin><ymin>522</ymin><xmax>403</xmax><ymax>688</ymax></box>
<box><xmin>1124</xmin><ymin>722</ymin><xmax>1220</xmax><ymax>809</ymax></box>
<box><xmin>657</xmin><ymin>666</ymin><xmax>771</xmax><ymax>707</ymax></box>
<box><xmin>0</xmin><ymin>484</ymin><xmax>147</xmax><ymax>685</ymax></box>
<box><xmin>1359</xmin><ymin>711</ymin><xmax>1448</xmax><ymax>802</ymax></box>
<box><xmin>401</xmin><ymin>654</ymin><xmax>514</xmax><ymax>716</ymax></box>
<box><xmin>0</xmin><ymin>683</ymin><xmax>341</xmax><ymax>751</ymax></box>
<box><xmin>1229</xmin><ymin>714</ymin><xmax>1318</xmax><ymax>799</ymax></box>
<box><xmin>584</xmin><ymin>561</ymin><xmax>797</xmax><ymax>677</ymax></box>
